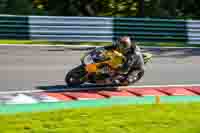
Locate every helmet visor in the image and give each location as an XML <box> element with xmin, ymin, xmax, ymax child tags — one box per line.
<box><xmin>118</xmin><ymin>42</ymin><xmax>129</xmax><ymax>51</ymax></box>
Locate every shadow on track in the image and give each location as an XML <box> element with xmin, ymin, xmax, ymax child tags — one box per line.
<box><xmin>36</xmin><ymin>84</ymin><xmax>119</xmax><ymax>92</ymax></box>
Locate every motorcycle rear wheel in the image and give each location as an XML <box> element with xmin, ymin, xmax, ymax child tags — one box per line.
<box><xmin>65</xmin><ymin>65</ymin><xmax>86</xmax><ymax>87</ymax></box>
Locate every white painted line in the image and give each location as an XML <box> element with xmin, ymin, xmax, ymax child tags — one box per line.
<box><xmin>0</xmin><ymin>89</ymin><xmax>44</xmax><ymax>94</ymax></box>
<box><xmin>118</xmin><ymin>84</ymin><xmax>200</xmax><ymax>89</ymax></box>
<box><xmin>0</xmin><ymin>84</ymin><xmax>200</xmax><ymax>94</ymax></box>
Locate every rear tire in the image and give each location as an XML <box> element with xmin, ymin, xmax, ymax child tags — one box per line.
<box><xmin>65</xmin><ymin>65</ymin><xmax>86</xmax><ymax>87</ymax></box>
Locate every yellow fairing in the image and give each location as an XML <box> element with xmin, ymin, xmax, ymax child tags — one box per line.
<box><xmin>104</xmin><ymin>50</ymin><xmax>125</xmax><ymax>69</ymax></box>
<box><xmin>85</xmin><ymin>50</ymin><xmax>125</xmax><ymax>73</ymax></box>
<box><xmin>86</xmin><ymin>64</ymin><xmax>97</xmax><ymax>73</ymax></box>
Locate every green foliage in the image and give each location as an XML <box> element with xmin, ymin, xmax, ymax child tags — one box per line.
<box><xmin>0</xmin><ymin>0</ymin><xmax>199</xmax><ymax>19</ymax></box>
<box><xmin>32</xmin><ymin>0</ymin><xmax>48</xmax><ymax>15</ymax></box>
<box><xmin>0</xmin><ymin>0</ymin><xmax>34</xmax><ymax>15</ymax></box>
<box><xmin>33</xmin><ymin>0</ymin><xmax>48</xmax><ymax>9</ymax></box>
<box><xmin>97</xmin><ymin>0</ymin><xmax>138</xmax><ymax>16</ymax></box>
<box><xmin>47</xmin><ymin>0</ymin><xmax>81</xmax><ymax>16</ymax></box>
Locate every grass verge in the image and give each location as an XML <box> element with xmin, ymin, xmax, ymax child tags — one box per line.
<box><xmin>0</xmin><ymin>40</ymin><xmax>64</xmax><ymax>45</ymax></box>
<box><xmin>1</xmin><ymin>103</ymin><xmax>200</xmax><ymax>133</ymax></box>
<box><xmin>1</xmin><ymin>40</ymin><xmax>200</xmax><ymax>47</ymax></box>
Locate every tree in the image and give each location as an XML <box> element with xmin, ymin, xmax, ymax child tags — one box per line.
<box><xmin>0</xmin><ymin>0</ymin><xmax>8</xmax><ymax>13</ymax></box>
<box><xmin>0</xmin><ymin>0</ymin><xmax>34</xmax><ymax>15</ymax></box>
<box><xmin>138</xmin><ymin>0</ymin><xmax>145</xmax><ymax>17</ymax></box>
<box><xmin>97</xmin><ymin>0</ymin><xmax>138</xmax><ymax>16</ymax></box>
<box><xmin>1</xmin><ymin>0</ymin><xmax>199</xmax><ymax>19</ymax></box>
<box><xmin>33</xmin><ymin>0</ymin><xmax>48</xmax><ymax>9</ymax></box>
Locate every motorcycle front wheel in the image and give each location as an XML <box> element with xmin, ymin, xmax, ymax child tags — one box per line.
<box><xmin>128</xmin><ymin>70</ymin><xmax>144</xmax><ymax>84</ymax></box>
<box><xmin>65</xmin><ymin>65</ymin><xmax>87</xmax><ymax>87</ymax></box>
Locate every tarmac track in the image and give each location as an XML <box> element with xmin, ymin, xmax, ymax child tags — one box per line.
<box><xmin>0</xmin><ymin>45</ymin><xmax>200</xmax><ymax>92</ymax></box>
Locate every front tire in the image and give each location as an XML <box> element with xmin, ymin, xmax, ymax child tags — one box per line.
<box><xmin>128</xmin><ymin>70</ymin><xmax>144</xmax><ymax>84</ymax></box>
<box><xmin>65</xmin><ymin>65</ymin><xmax>86</xmax><ymax>87</ymax></box>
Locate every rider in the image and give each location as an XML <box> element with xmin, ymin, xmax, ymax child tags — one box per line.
<box><xmin>97</xmin><ymin>36</ymin><xmax>145</xmax><ymax>85</ymax></box>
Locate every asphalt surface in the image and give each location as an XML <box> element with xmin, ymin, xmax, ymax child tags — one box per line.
<box><xmin>0</xmin><ymin>45</ymin><xmax>200</xmax><ymax>92</ymax></box>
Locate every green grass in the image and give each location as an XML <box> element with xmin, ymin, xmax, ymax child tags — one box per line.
<box><xmin>1</xmin><ymin>39</ymin><xmax>200</xmax><ymax>47</ymax></box>
<box><xmin>1</xmin><ymin>103</ymin><xmax>200</xmax><ymax>133</ymax></box>
<box><xmin>0</xmin><ymin>40</ymin><xmax>65</xmax><ymax>45</ymax></box>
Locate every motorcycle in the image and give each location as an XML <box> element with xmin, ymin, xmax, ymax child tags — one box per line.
<box><xmin>65</xmin><ymin>47</ymin><xmax>152</xmax><ymax>87</ymax></box>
